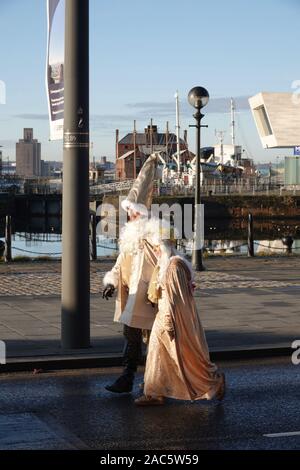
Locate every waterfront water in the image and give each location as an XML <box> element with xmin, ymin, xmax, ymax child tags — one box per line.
<box><xmin>1</xmin><ymin>216</ymin><xmax>300</xmax><ymax>258</ymax></box>
<box><xmin>0</xmin><ymin>234</ymin><xmax>118</xmax><ymax>259</ymax></box>
<box><xmin>3</xmin><ymin>235</ymin><xmax>300</xmax><ymax>258</ymax></box>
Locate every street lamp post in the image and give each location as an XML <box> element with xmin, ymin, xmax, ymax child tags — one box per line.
<box><xmin>61</xmin><ymin>0</ymin><xmax>90</xmax><ymax>349</ymax></box>
<box><xmin>188</xmin><ymin>86</ymin><xmax>209</xmax><ymax>271</ymax></box>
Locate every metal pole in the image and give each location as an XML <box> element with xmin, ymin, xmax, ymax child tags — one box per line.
<box><xmin>90</xmin><ymin>211</ymin><xmax>97</xmax><ymax>261</ymax></box>
<box><xmin>4</xmin><ymin>215</ymin><xmax>12</xmax><ymax>263</ymax></box>
<box><xmin>165</xmin><ymin>121</ymin><xmax>169</xmax><ymax>163</ymax></box>
<box><xmin>175</xmin><ymin>91</ymin><xmax>181</xmax><ymax>175</ymax></box>
<box><xmin>192</xmin><ymin>110</ymin><xmax>205</xmax><ymax>271</ymax></box>
<box><xmin>150</xmin><ymin>118</ymin><xmax>153</xmax><ymax>154</ymax></box>
<box><xmin>133</xmin><ymin>120</ymin><xmax>137</xmax><ymax>179</ymax></box>
<box><xmin>248</xmin><ymin>212</ymin><xmax>254</xmax><ymax>257</ymax></box>
<box><xmin>231</xmin><ymin>98</ymin><xmax>235</xmax><ymax>147</ymax></box>
<box><xmin>61</xmin><ymin>0</ymin><xmax>90</xmax><ymax>349</ymax></box>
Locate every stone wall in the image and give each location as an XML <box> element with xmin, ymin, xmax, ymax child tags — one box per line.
<box><xmin>102</xmin><ymin>194</ymin><xmax>300</xmax><ymax>219</ymax></box>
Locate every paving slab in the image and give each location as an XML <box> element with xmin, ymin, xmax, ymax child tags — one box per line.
<box><xmin>0</xmin><ymin>257</ymin><xmax>299</xmax><ymax>358</ymax></box>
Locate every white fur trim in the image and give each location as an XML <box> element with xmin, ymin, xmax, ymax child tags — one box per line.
<box><xmin>119</xmin><ymin>217</ymin><xmax>149</xmax><ymax>254</ymax></box>
<box><xmin>121</xmin><ymin>199</ymin><xmax>149</xmax><ymax>216</ymax></box>
<box><xmin>120</xmin><ymin>199</ymin><xmax>131</xmax><ymax>212</ymax></box>
<box><xmin>103</xmin><ymin>270</ymin><xmax>119</xmax><ymax>288</ymax></box>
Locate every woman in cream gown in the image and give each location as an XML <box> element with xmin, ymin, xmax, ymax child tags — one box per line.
<box><xmin>135</xmin><ymin>241</ymin><xmax>225</xmax><ymax>405</ymax></box>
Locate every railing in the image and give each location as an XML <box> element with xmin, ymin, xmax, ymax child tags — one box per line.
<box><xmin>1</xmin><ymin>178</ymin><xmax>300</xmax><ymax>197</ymax></box>
<box><xmin>89</xmin><ymin>179</ymin><xmax>135</xmax><ymax>195</ymax></box>
<box><xmin>6</xmin><ymin>239</ymin><xmax>300</xmax><ymax>259</ymax></box>
<box><xmin>156</xmin><ymin>182</ymin><xmax>300</xmax><ymax>197</ymax></box>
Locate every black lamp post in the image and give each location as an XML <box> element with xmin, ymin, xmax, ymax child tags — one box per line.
<box><xmin>188</xmin><ymin>86</ymin><xmax>209</xmax><ymax>271</ymax></box>
<box><xmin>61</xmin><ymin>0</ymin><xmax>90</xmax><ymax>349</ymax></box>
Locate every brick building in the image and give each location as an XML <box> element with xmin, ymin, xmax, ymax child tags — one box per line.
<box><xmin>115</xmin><ymin>124</ymin><xmax>187</xmax><ymax>180</ymax></box>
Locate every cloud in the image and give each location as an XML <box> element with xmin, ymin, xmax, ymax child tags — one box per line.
<box><xmin>11</xmin><ymin>113</ymin><xmax>137</xmax><ymax>136</ymax></box>
<box><xmin>207</xmin><ymin>96</ymin><xmax>250</xmax><ymax>114</ymax></box>
<box><xmin>126</xmin><ymin>96</ymin><xmax>250</xmax><ymax>117</ymax></box>
<box><xmin>11</xmin><ymin>96</ymin><xmax>251</xmax><ymax>135</ymax></box>
<box><xmin>13</xmin><ymin>113</ymin><xmax>137</xmax><ymax>127</ymax></box>
<box><xmin>91</xmin><ymin>114</ymin><xmax>138</xmax><ymax>129</ymax></box>
<box><xmin>0</xmin><ymin>139</ymin><xmax>16</xmax><ymax>146</ymax></box>
<box><xmin>13</xmin><ymin>113</ymin><xmax>48</xmax><ymax>120</ymax></box>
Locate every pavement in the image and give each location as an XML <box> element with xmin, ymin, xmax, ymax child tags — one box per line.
<box><xmin>0</xmin><ymin>356</ymin><xmax>299</xmax><ymax>450</ymax></box>
<box><xmin>0</xmin><ymin>256</ymin><xmax>299</xmax><ymax>362</ymax></box>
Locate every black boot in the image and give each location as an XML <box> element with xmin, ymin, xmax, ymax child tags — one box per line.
<box><xmin>105</xmin><ymin>326</ymin><xmax>142</xmax><ymax>394</ymax></box>
<box><xmin>105</xmin><ymin>371</ymin><xmax>134</xmax><ymax>393</ymax></box>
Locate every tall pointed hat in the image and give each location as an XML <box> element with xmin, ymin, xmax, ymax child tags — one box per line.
<box><xmin>121</xmin><ymin>153</ymin><xmax>160</xmax><ymax>215</ymax></box>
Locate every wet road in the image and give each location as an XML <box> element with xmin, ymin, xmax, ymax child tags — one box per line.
<box><xmin>0</xmin><ymin>356</ymin><xmax>299</xmax><ymax>450</ymax></box>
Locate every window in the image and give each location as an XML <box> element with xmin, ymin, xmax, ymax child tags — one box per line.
<box><xmin>254</xmin><ymin>105</ymin><xmax>273</xmax><ymax>136</ymax></box>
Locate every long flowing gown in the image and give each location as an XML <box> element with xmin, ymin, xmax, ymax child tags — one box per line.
<box><xmin>144</xmin><ymin>256</ymin><xmax>222</xmax><ymax>401</ymax></box>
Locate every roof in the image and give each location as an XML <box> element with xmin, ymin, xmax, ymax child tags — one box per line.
<box><xmin>119</xmin><ymin>132</ymin><xmax>185</xmax><ymax>146</ymax></box>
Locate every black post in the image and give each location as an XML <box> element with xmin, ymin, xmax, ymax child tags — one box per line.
<box><xmin>248</xmin><ymin>213</ymin><xmax>254</xmax><ymax>257</ymax></box>
<box><xmin>192</xmin><ymin>110</ymin><xmax>205</xmax><ymax>271</ymax></box>
<box><xmin>282</xmin><ymin>235</ymin><xmax>293</xmax><ymax>254</ymax></box>
<box><xmin>4</xmin><ymin>215</ymin><xmax>12</xmax><ymax>263</ymax></box>
<box><xmin>90</xmin><ymin>211</ymin><xmax>97</xmax><ymax>261</ymax></box>
<box><xmin>61</xmin><ymin>0</ymin><xmax>90</xmax><ymax>349</ymax></box>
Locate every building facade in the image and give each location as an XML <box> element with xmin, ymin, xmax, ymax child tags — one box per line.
<box><xmin>16</xmin><ymin>128</ymin><xmax>41</xmax><ymax>177</ymax></box>
<box><xmin>249</xmin><ymin>92</ymin><xmax>300</xmax><ymax>148</ymax></box>
<box><xmin>115</xmin><ymin>125</ymin><xmax>187</xmax><ymax>180</ymax></box>
<box><xmin>41</xmin><ymin>160</ymin><xmax>52</xmax><ymax>177</ymax></box>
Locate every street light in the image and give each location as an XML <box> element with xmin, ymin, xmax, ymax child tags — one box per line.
<box><xmin>188</xmin><ymin>86</ymin><xmax>209</xmax><ymax>271</ymax></box>
<box><xmin>61</xmin><ymin>0</ymin><xmax>90</xmax><ymax>349</ymax></box>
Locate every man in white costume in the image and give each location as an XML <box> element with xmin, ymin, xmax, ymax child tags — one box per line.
<box><xmin>103</xmin><ymin>154</ymin><xmax>161</xmax><ymax>393</ymax></box>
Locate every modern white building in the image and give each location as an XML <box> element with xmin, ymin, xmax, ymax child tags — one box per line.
<box><xmin>249</xmin><ymin>92</ymin><xmax>300</xmax><ymax>148</ymax></box>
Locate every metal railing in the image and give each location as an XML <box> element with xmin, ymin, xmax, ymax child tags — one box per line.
<box><xmin>89</xmin><ymin>179</ymin><xmax>135</xmax><ymax>195</ymax></box>
<box><xmin>156</xmin><ymin>181</ymin><xmax>300</xmax><ymax>197</ymax></box>
<box><xmin>1</xmin><ymin>177</ymin><xmax>300</xmax><ymax>197</ymax></box>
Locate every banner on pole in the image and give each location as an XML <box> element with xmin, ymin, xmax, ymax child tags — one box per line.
<box><xmin>46</xmin><ymin>0</ymin><xmax>65</xmax><ymax>140</ymax></box>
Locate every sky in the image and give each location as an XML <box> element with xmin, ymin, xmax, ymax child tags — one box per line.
<box><xmin>0</xmin><ymin>0</ymin><xmax>299</xmax><ymax>163</ymax></box>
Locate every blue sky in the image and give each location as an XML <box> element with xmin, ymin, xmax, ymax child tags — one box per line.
<box><xmin>0</xmin><ymin>0</ymin><xmax>299</xmax><ymax>162</ymax></box>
